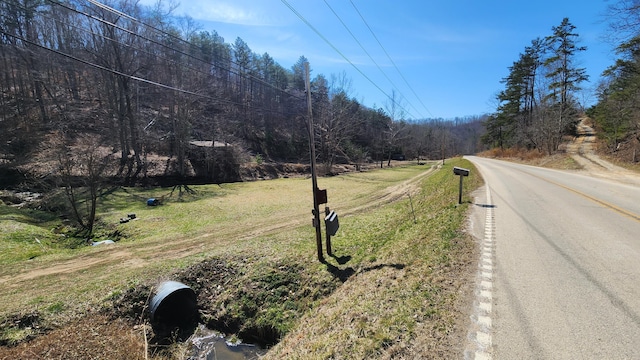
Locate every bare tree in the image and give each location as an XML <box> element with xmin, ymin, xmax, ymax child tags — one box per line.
<box><xmin>382</xmin><ymin>90</ymin><xmax>408</xmax><ymax>166</ymax></box>
<box><xmin>606</xmin><ymin>0</ymin><xmax>640</xmax><ymax>43</ymax></box>
<box><xmin>40</xmin><ymin>132</ymin><xmax>115</xmax><ymax>240</ymax></box>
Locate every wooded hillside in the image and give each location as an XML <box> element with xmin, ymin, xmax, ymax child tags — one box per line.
<box><xmin>485</xmin><ymin>3</ymin><xmax>640</xmax><ymax>162</ymax></box>
<box><xmin>0</xmin><ymin>0</ymin><xmax>485</xmax><ymax>188</ymax></box>
<box><xmin>482</xmin><ymin>18</ymin><xmax>588</xmax><ymax>154</ymax></box>
<box><xmin>588</xmin><ymin>0</ymin><xmax>640</xmax><ymax>161</ymax></box>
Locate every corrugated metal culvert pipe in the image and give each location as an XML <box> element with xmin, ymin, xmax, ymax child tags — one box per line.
<box><xmin>149</xmin><ymin>280</ymin><xmax>198</xmax><ymax>340</ymax></box>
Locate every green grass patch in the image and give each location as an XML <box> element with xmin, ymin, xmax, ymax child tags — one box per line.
<box><xmin>0</xmin><ymin>159</ymin><xmax>482</xmax><ymax>359</ymax></box>
<box><xmin>265</xmin><ymin>159</ymin><xmax>482</xmax><ymax>358</ymax></box>
<box><xmin>0</xmin><ymin>210</ymin><xmax>59</xmax><ymax>263</ymax></box>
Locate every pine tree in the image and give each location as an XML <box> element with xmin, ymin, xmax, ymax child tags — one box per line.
<box><xmin>291</xmin><ymin>55</ymin><xmax>309</xmax><ymax>92</ymax></box>
<box><xmin>544</xmin><ymin>18</ymin><xmax>588</xmax><ymax>133</ymax></box>
<box><xmin>590</xmin><ymin>36</ymin><xmax>640</xmax><ymax>150</ymax></box>
<box><xmin>483</xmin><ymin>39</ymin><xmax>543</xmax><ymax>149</ymax></box>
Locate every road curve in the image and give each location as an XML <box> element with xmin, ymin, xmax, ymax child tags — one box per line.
<box><xmin>466</xmin><ymin>156</ymin><xmax>640</xmax><ymax>359</ymax></box>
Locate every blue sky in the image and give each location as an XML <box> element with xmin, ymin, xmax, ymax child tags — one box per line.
<box><xmin>138</xmin><ymin>0</ymin><xmax>615</xmax><ymax>120</ymax></box>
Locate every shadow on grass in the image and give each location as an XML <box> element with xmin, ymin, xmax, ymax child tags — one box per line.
<box><xmin>361</xmin><ymin>263</ymin><xmax>405</xmax><ymax>272</ymax></box>
<box><xmin>324</xmin><ymin>262</ymin><xmax>355</xmax><ymax>283</ymax></box>
<box><xmin>331</xmin><ymin>254</ymin><xmax>351</xmax><ymax>265</ymax></box>
<box><xmin>321</xmin><ymin>253</ymin><xmax>354</xmax><ymax>282</ymax></box>
<box><xmin>104</xmin><ymin>185</ymin><xmax>229</xmax><ymax>209</ymax></box>
<box><xmin>0</xmin><ymin>206</ymin><xmax>59</xmax><ymax>224</ymax></box>
<box><xmin>323</xmin><ymin>255</ymin><xmax>406</xmax><ymax>283</ymax></box>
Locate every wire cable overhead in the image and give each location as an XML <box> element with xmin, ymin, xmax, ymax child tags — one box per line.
<box><xmin>349</xmin><ymin>0</ymin><xmax>433</xmax><ymax>117</ymax></box>
<box><xmin>280</xmin><ymin>0</ymin><xmax>417</xmax><ymax>119</ymax></box>
<box><xmin>322</xmin><ymin>0</ymin><xmax>424</xmax><ymax>119</ymax></box>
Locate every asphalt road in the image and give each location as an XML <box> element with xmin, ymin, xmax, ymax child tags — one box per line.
<box><xmin>466</xmin><ymin>156</ymin><xmax>640</xmax><ymax>359</ymax></box>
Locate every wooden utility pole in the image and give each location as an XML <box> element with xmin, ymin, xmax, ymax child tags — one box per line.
<box><xmin>305</xmin><ymin>62</ymin><xmax>324</xmax><ymax>263</ymax></box>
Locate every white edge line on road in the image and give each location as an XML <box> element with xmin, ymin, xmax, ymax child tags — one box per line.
<box><xmin>466</xmin><ymin>185</ymin><xmax>495</xmax><ymax>360</ymax></box>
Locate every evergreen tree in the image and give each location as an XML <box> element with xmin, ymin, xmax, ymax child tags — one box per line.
<box><xmin>291</xmin><ymin>55</ymin><xmax>309</xmax><ymax>92</ymax></box>
<box><xmin>590</xmin><ymin>35</ymin><xmax>640</xmax><ymax>150</ymax></box>
<box><xmin>544</xmin><ymin>18</ymin><xmax>588</xmax><ymax>133</ymax></box>
<box><xmin>483</xmin><ymin>39</ymin><xmax>543</xmax><ymax>149</ymax></box>
<box><xmin>485</xmin><ymin>18</ymin><xmax>588</xmax><ymax>154</ymax></box>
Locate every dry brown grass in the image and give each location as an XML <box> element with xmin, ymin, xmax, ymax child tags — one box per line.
<box><xmin>477</xmin><ymin>147</ymin><xmax>545</xmax><ymax>161</ymax></box>
<box><xmin>0</xmin><ymin>314</ymin><xmax>146</xmax><ymax>360</ymax></box>
<box><xmin>596</xmin><ymin>136</ymin><xmax>640</xmax><ymax>173</ymax></box>
<box><xmin>477</xmin><ymin>148</ymin><xmax>583</xmax><ymax>170</ymax></box>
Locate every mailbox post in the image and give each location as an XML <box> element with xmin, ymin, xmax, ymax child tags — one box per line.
<box><xmin>453</xmin><ymin>167</ymin><xmax>470</xmax><ymax>204</ymax></box>
<box><xmin>324</xmin><ymin>207</ymin><xmax>339</xmax><ymax>256</ymax></box>
<box><xmin>305</xmin><ymin>62</ymin><xmax>340</xmax><ymax>262</ymax></box>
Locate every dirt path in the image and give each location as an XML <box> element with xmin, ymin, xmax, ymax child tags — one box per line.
<box><xmin>341</xmin><ymin>164</ymin><xmax>438</xmax><ymax>216</ymax></box>
<box><xmin>0</xmin><ymin>165</ymin><xmax>438</xmax><ymax>288</ymax></box>
<box><xmin>567</xmin><ymin>119</ymin><xmax>640</xmax><ymax>186</ymax></box>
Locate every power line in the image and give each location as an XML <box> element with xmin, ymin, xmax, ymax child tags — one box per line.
<box><xmin>322</xmin><ymin>0</ymin><xmax>424</xmax><ymax>119</ymax></box>
<box><xmin>55</xmin><ymin>0</ymin><xmax>406</xmax><ymax>121</ymax></box>
<box><xmin>0</xmin><ymin>30</ymin><xmax>215</xmax><ymax>101</ymax></box>
<box><xmin>349</xmin><ymin>0</ymin><xmax>433</xmax><ymax>117</ymax></box>
<box><xmin>81</xmin><ymin>0</ymin><xmax>301</xmax><ymax>99</ymax></box>
<box><xmin>32</xmin><ymin>5</ymin><xmax>216</xmax><ymax>82</ymax></box>
<box><xmin>44</xmin><ymin>0</ymin><xmax>302</xmax><ymax>101</ymax></box>
<box><xmin>0</xmin><ymin>29</ymin><xmax>302</xmax><ymax>118</ymax></box>
<box><xmin>85</xmin><ymin>0</ymin><xmax>135</xmax><ymax>22</ymax></box>
<box><xmin>8</xmin><ymin>0</ymin><xmax>229</xmax><ymax>92</ymax></box>
<box><xmin>280</xmin><ymin>0</ymin><xmax>417</xmax><ymax>119</ymax></box>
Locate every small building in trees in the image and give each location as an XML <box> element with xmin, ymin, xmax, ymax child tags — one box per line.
<box><xmin>187</xmin><ymin>141</ymin><xmax>241</xmax><ymax>183</ymax></box>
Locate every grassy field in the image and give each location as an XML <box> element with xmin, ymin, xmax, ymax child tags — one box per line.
<box><xmin>0</xmin><ymin>158</ymin><xmax>482</xmax><ymax>359</ymax></box>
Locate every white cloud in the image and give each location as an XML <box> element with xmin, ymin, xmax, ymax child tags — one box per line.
<box><xmin>135</xmin><ymin>0</ymin><xmax>276</xmax><ymax>26</ymax></box>
<box><xmin>179</xmin><ymin>1</ymin><xmax>275</xmax><ymax>26</ymax></box>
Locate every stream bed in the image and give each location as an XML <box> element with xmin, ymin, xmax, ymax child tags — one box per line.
<box><xmin>189</xmin><ymin>326</ymin><xmax>266</xmax><ymax>360</ymax></box>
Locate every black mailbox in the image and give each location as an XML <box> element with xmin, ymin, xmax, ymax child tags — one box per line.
<box><xmin>453</xmin><ymin>167</ymin><xmax>470</xmax><ymax>176</ymax></box>
<box><xmin>324</xmin><ymin>210</ymin><xmax>339</xmax><ymax>236</ymax></box>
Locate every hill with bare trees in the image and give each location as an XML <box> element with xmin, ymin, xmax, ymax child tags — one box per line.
<box><xmin>0</xmin><ymin>0</ymin><xmax>485</xmax><ymax>191</ymax></box>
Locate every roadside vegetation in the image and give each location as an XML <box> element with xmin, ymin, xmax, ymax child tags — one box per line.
<box><xmin>483</xmin><ymin>4</ymin><xmax>640</xmax><ymax>168</ymax></box>
<box><xmin>477</xmin><ymin>147</ymin><xmax>582</xmax><ymax>170</ymax></box>
<box><xmin>0</xmin><ymin>159</ymin><xmax>481</xmax><ymax>359</ymax></box>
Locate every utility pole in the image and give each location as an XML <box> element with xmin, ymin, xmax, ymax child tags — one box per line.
<box><xmin>441</xmin><ymin>125</ymin><xmax>446</xmax><ymax>166</ymax></box>
<box><xmin>305</xmin><ymin>62</ymin><xmax>324</xmax><ymax>263</ymax></box>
